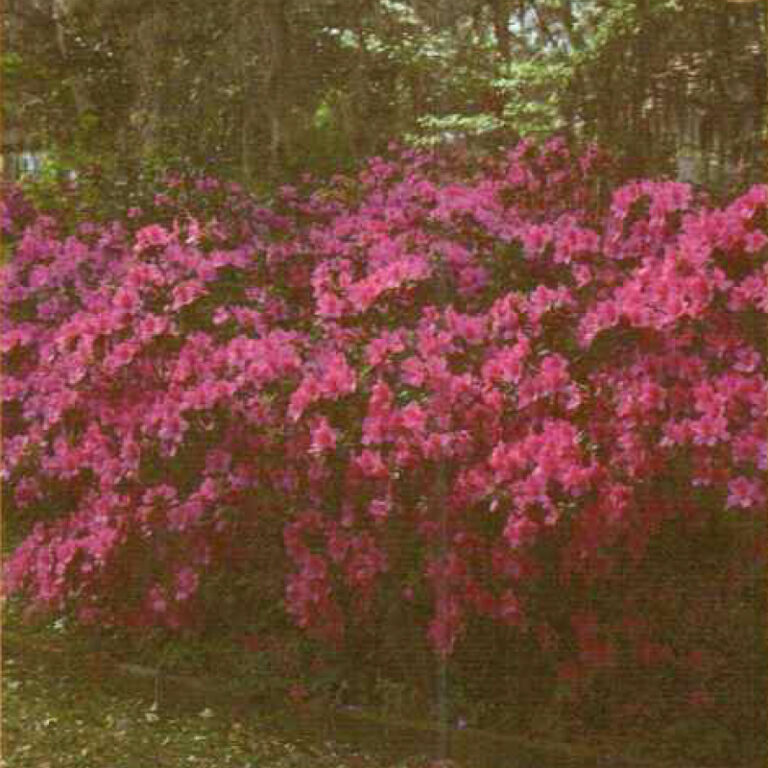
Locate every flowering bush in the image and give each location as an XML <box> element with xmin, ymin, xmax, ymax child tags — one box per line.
<box><xmin>3</xmin><ymin>139</ymin><xmax>766</xmax><ymax>732</ymax></box>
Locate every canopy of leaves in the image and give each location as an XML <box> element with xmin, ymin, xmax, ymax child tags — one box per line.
<box><xmin>3</xmin><ymin>0</ymin><xmax>765</xmax><ymax>193</ymax></box>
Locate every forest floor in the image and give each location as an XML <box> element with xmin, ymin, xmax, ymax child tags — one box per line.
<box><xmin>2</xmin><ymin>598</ymin><xmax>760</xmax><ymax>768</ymax></box>
<box><xmin>2</xmin><ymin>598</ymin><xmax>441</xmax><ymax>768</ymax></box>
<box><xmin>1</xmin><ymin>634</ymin><xmax>434</xmax><ymax>768</ymax></box>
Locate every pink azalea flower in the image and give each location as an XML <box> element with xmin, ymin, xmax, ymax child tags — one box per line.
<box><xmin>399</xmin><ymin>401</ymin><xmax>427</xmax><ymax>434</ymax></box>
<box><xmin>171</xmin><ymin>281</ymin><xmax>205</xmax><ymax>311</ymax></box>
<box><xmin>687</xmin><ymin>689</ymin><xmax>714</xmax><ymax>709</ymax></box>
<box><xmin>727</xmin><ymin>476</ymin><xmax>765</xmax><ymax>509</ymax></box>
<box><xmin>310</xmin><ymin>418</ymin><xmax>337</xmax><ymax>453</ymax></box>
<box><xmin>369</xmin><ymin>498</ymin><xmax>390</xmax><ymax>522</ymax></box>
<box><xmin>135</xmin><ymin>224</ymin><xmax>171</xmax><ymax>252</ymax></box>
<box><xmin>355</xmin><ymin>449</ymin><xmax>387</xmax><ymax>479</ymax></box>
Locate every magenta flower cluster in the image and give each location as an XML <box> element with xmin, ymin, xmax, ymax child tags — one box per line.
<box><xmin>2</xmin><ymin>139</ymin><xmax>766</xmax><ymax>701</ymax></box>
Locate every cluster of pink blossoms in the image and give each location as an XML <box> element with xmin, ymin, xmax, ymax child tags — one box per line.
<box><xmin>2</xmin><ymin>139</ymin><xmax>765</xmax><ymax>707</ymax></box>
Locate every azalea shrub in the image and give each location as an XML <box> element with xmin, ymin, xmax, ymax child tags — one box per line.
<box><xmin>2</xmin><ymin>138</ymin><xmax>766</xmax><ymax>741</ymax></box>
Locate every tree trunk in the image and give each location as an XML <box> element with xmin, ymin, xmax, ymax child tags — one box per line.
<box><xmin>558</xmin><ymin>0</ymin><xmax>579</xmax><ymax>141</ymax></box>
<box><xmin>488</xmin><ymin>0</ymin><xmax>511</xmax><ymax>61</ymax></box>
<box><xmin>127</xmin><ymin>6</ymin><xmax>168</xmax><ymax>163</ymax></box>
<box><xmin>627</xmin><ymin>0</ymin><xmax>651</xmax><ymax>177</ymax></box>
<box><xmin>261</xmin><ymin>0</ymin><xmax>292</xmax><ymax>181</ymax></box>
<box><xmin>51</xmin><ymin>0</ymin><xmax>94</xmax><ymax>119</ymax></box>
<box><xmin>350</xmin><ymin>20</ymin><xmax>370</xmax><ymax>158</ymax></box>
<box><xmin>234</xmin><ymin>0</ymin><xmax>256</xmax><ymax>184</ymax></box>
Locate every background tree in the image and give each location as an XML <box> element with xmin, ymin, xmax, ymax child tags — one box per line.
<box><xmin>3</xmin><ymin>0</ymin><xmax>765</xmax><ymax>191</ymax></box>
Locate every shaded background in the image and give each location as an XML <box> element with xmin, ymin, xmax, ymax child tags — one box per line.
<box><xmin>3</xmin><ymin>0</ymin><xmax>766</xmax><ymax>194</ymax></box>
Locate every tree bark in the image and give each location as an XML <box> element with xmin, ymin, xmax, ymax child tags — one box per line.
<box><xmin>261</xmin><ymin>0</ymin><xmax>292</xmax><ymax>181</ymax></box>
<box><xmin>51</xmin><ymin>0</ymin><xmax>94</xmax><ymax>119</ymax></box>
<box><xmin>233</xmin><ymin>0</ymin><xmax>256</xmax><ymax>184</ymax></box>
<box><xmin>628</xmin><ymin>0</ymin><xmax>651</xmax><ymax>177</ymax></box>
<box><xmin>488</xmin><ymin>0</ymin><xmax>511</xmax><ymax>61</ymax></box>
<box><xmin>121</xmin><ymin>5</ymin><xmax>169</xmax><ymax>163</ymax></box>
